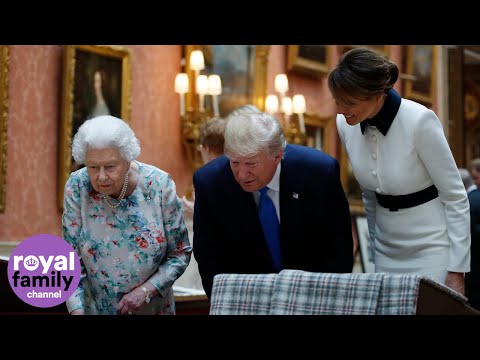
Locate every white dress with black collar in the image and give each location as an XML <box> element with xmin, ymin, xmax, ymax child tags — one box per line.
<box><xmin>337</xmin><ymin>96</ymin><xmax>470</xmax><ymax>283</ymax></box>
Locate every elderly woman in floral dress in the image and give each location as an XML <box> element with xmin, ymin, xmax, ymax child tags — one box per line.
<box><xmin>62</xmin><ymin>115</ymin><xmax>191</xmax><ymax>315</ymax></box>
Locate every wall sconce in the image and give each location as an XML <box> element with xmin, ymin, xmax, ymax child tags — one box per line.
<box><xmin>265</xmin><ymin>74</ymin><xmax>307</xmax><ymax>145</ymax></box>
<box><xmin>175</xmin><ymin>49</ymin><xmax>223</xmax><ymax>173</ymax></box>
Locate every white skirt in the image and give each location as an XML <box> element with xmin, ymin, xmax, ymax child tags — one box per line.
<box><xmin>373</xmin><ymin>197</ymin><xmax>448</xmax><ymax>284</ymax></box>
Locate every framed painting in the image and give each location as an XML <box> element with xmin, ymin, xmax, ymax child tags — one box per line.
<box><xmin>304</xmin><ymin>113</ymin><xmax>335</xmax><ymax>155</ymax></box>
<box><xmin>0</xmin><ymin>45</ymin><xmax>9</xmax><ymax>213</ymax></box>
<box><xmin>58</xmin><ymin>45</ymin><xmax>132</xmax><ymax>209</ymax></box>
<box><xmin>184</xmin><ymin>45</ymin><xmax>270</xmax><ymax>116</ymax></box>
<box><xmin>355</xmin><ymin>216</ymin><xmax>375</xmax><ymax>273</ymax></box>
<box><xmin>287</xmin><ymin>45</ymin><xmax>330</xmax><ymax>78</ymax></box>
<box><xmin>403</xmin><ymin>45</ymin><xmax>438</xmax><ymax>105</ymax></box>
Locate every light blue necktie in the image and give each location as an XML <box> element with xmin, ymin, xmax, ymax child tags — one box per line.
<box><xmin>258</xmin><ymin>187</ymin><xmax>282</xmax><ymax>272</ymax></box>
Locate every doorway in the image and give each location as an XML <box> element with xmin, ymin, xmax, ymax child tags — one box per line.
<box><xmin>448</xmin><ymin>45</ymin><xmax>480</xmax><ymax>167</ymax></box>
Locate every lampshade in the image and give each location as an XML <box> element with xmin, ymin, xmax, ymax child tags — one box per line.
<box><xmin>190</xmin><ymin>50</ymin><xmax>205</xmax><ymax>71</ymax></box>
<box><xmin>174</xmin><ymin>73</ymin><xmax>189</xmax><ymax>94</ymax></box>
<box><xmin>266</xmin><ymin>73</ymin><xmax>307</xmax><ymax>141</ymax></box>
<box><xmin>196</xmin><ymin>75</ymin><xmax>208</xmax><ymax>95</ymax></box>
<box><xmin>208</xmin><ymin>75</ymin><xmax>222</xmax><ymax>95</ymax></box>
<box><xmin>274</xmin><ymin>74</ymin><xmax>289</xmax><ymax>93</ymax></box>
<box><xmin>293</xmin><ymin>94</ymin><xmax>306</xmax><ymax>114</ymax></box>
<box><xmin>265</xmin><ymin>94</ymin><xmax>279</xmax><ymax>113</ymax></box>
<box><xmin>282</xmin><ymin>97</ymin><xmax>293</xmax><ymax>116</ymax></box>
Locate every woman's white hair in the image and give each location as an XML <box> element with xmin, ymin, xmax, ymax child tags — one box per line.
<box><xmin>72</xmin><ymin>115</ymin><xmax>141</xmax><ymax>164</ymax></box>
<box><xmin>224</xmin><ymin>112</ymin><xmax>286</xmax><ymax>158</ymax></box>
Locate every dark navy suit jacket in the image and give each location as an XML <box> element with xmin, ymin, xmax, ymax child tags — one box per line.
<box><xmin>193</xmin><ymin>144</ymin><xmax>354</xmax><ymax>299</ymax></box>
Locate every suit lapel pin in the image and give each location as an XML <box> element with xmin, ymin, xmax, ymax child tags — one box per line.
<box><xmin>293</xmin><ymin>192</ymin><xmax>299</xmax><ymax>199</ymax></box>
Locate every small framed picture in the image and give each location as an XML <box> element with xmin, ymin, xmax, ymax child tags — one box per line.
<box><xmin>287</xmin><ymin>45</ymin><xmax>330</xmax><ymax>78</ymax></box>
<box><xmin>355</xmin><ymin>216</ymin><xmax>375</xmax><ymax>273</ymax></box>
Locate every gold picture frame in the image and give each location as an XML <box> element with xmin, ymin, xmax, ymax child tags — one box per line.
<box><xmin>403</xmin><ymin>45</ymin><xmax>438</xmax><ymax>106</ymax></box>
<box><xmin>287</xmin><ymin>45</ymin><xmax>330</xmax><ymax>78</ymax></box>
<box><xmin>184</xmin><ymin>45</ymin><xmax>270</xmax><ymax>115</ymax></box>
<box><xmin>304</xmin><ymin>113</ymin><xmax>335</xmax><ymax>155</ymax></box>
<box><xmin>58</xmin><ymin>45</ymin><xmax>132</xmax><ymax>209</ymax></box>
<box><xmin>0</xmin><ymin>46</ymin><xmax>9</xmax><ymax>213</ymax></box>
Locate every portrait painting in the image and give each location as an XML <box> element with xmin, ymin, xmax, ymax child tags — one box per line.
<box><xmin>214</xmin><ymin>45</ymin><xmax>256</xmax><ymax>116</ymax></box>
<box><xmin>58</xmin><ymin>45</ymin><xmax>131</xmax><ymax>209</ymax></box>
<box><xmin>185</xmin><ymin>45</ymin><xmax>270</xmax><ymax>117</ymax></box>
<box><xmin>287</xmin><ymin>45</ymin><xmax>330</xmax><ymax>78</ymax></box>
<box><xmin>0</xmin><ymin>45</ymin><xmax>9</xmax><ymax>213</ymax></box>
<box><xmin>404</xmin><ymin>45</ymin><xmax>437</xmax><ymax>105</ymax></box>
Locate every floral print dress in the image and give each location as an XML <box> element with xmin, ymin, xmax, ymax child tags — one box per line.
<box><xmin>62</xmin><ymin>161</ymin><xmax>191</xmax><ymax>315</ymax></box>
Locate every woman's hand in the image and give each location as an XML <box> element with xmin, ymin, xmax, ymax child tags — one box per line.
<box><xmin>116</xmin><ymin>282</ymin><xmax>158</xmax><ymax>315</ymax></box>
<box><xmin>445</xmin><ymin>271</ymin><xmax>465</xmax><ymax>295</ymax></box>
<box><xmin>70</xmin><ymin>309</ymin><xmax>85</xmax><ymax>315</ymax></box>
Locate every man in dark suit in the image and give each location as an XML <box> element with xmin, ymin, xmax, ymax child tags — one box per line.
<box><xmin>461</xmin><ymin>167</ymin><xmax>480</xmax><ymax>310</ymax></box>
<box><xmin>193</xmin><ymin>111</ymin><xmax>353</xmax><ymax>299</ymax></box>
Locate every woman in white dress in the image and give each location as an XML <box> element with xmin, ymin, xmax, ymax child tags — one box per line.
<box><xmin>88</xmin><ymin>70</ymin><xmax>110</xmax><ymax>119</ymax></box>
<box><xmin>328</xmin><ymin>47</ymin><xmax>470</xmax><ymax>295</ymax></box>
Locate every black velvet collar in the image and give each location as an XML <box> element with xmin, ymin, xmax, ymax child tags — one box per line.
<box><xmin>360</xmin><ymin>88</ymin><xmax>401</xmax><ymax>136</ymax></box>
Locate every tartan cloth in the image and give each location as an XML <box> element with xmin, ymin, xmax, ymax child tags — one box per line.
<box><xmin>270</xmin><ymin>270</ymin><xmax>385</xmax><ymax>315</ymax></box>
<box><xmin>209</xmin><ymin>273</ymin><xmax>277</xmax><ymax>315</ymax></box>
<box><xmin>209</xmin><ymin>270</ymin><xmax>469</xmax><ymax>315</ymax></box>
<box><xmin>377</xmin><ymin>274</ymin><xmax>469</xmax><ymax>315</ymax></box>
<box><xmin>376</xmin><ymin>273</ymin><xmax>422</xmax><ymax>315</ymax></box>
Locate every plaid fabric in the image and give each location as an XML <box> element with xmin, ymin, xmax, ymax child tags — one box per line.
<box><xmin>377</xmin><ymin>274</ymin><xmax>469</xmax><ymax>315</ymax></box>
<box><xmin>209</xmin><ymin>273</ymin><xmax>277</xmax><ymax>315</ymax></box>
<box><xmin>209</xmin><ymin>271</ymin><xmax>469</xmax><ymax>315</ymax></box>
<box><xmin>376</xmin><ymin>274</ymin><xmax>422</xmax><ymax>315</ymax></box>
<box><xmin>270</xmin><ymin>270</ymin><xmax>385</xmax><ymax>315</ymax></box>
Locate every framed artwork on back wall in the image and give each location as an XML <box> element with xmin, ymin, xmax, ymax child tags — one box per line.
<box><xmin>184</xmin><ymin>45</ymin><xmax>270</xmax><ymax>117</ymax></box>
<box><xmin>58</xmin><ymin>45</ymin><xmax>132</xmax><ymax>209</ymax></box>
<box><xmin>287</xmin><ymin>45</ymin><xmax>330</xmax><ymax>78</ymax></box>
<box><xmin>403</xmin><ymin>45</ymin><xmax>437</xmax><ymax>106</ymax></box>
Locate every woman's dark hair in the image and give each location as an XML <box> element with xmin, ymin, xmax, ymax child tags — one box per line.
<box><xmin>328</xmin><ymin>47</ymin><xmax>399</xmax><ymax>103</ymax></box>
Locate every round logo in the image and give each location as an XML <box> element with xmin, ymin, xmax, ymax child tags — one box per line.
<box><xmin>7</xmin><ymin>234</ymin><xmax>81</xmax><ymax>308</ymax></box>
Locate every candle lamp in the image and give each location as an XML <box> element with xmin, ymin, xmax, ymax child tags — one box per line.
<box><xmin>175</xmin><ymin>49</ymin><xmax>223</xmax><ymax>174</ymax></box>
<box><xmin>265</xmin><ymin>74</ymin><xmax>307</xmax><ymax>145</ymax></box>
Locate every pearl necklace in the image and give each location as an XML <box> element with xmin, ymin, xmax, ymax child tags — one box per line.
<box><xmin>102</xmin><ymin>172</ymin><xmax>129</xmax><ymax>210</ymax></box>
